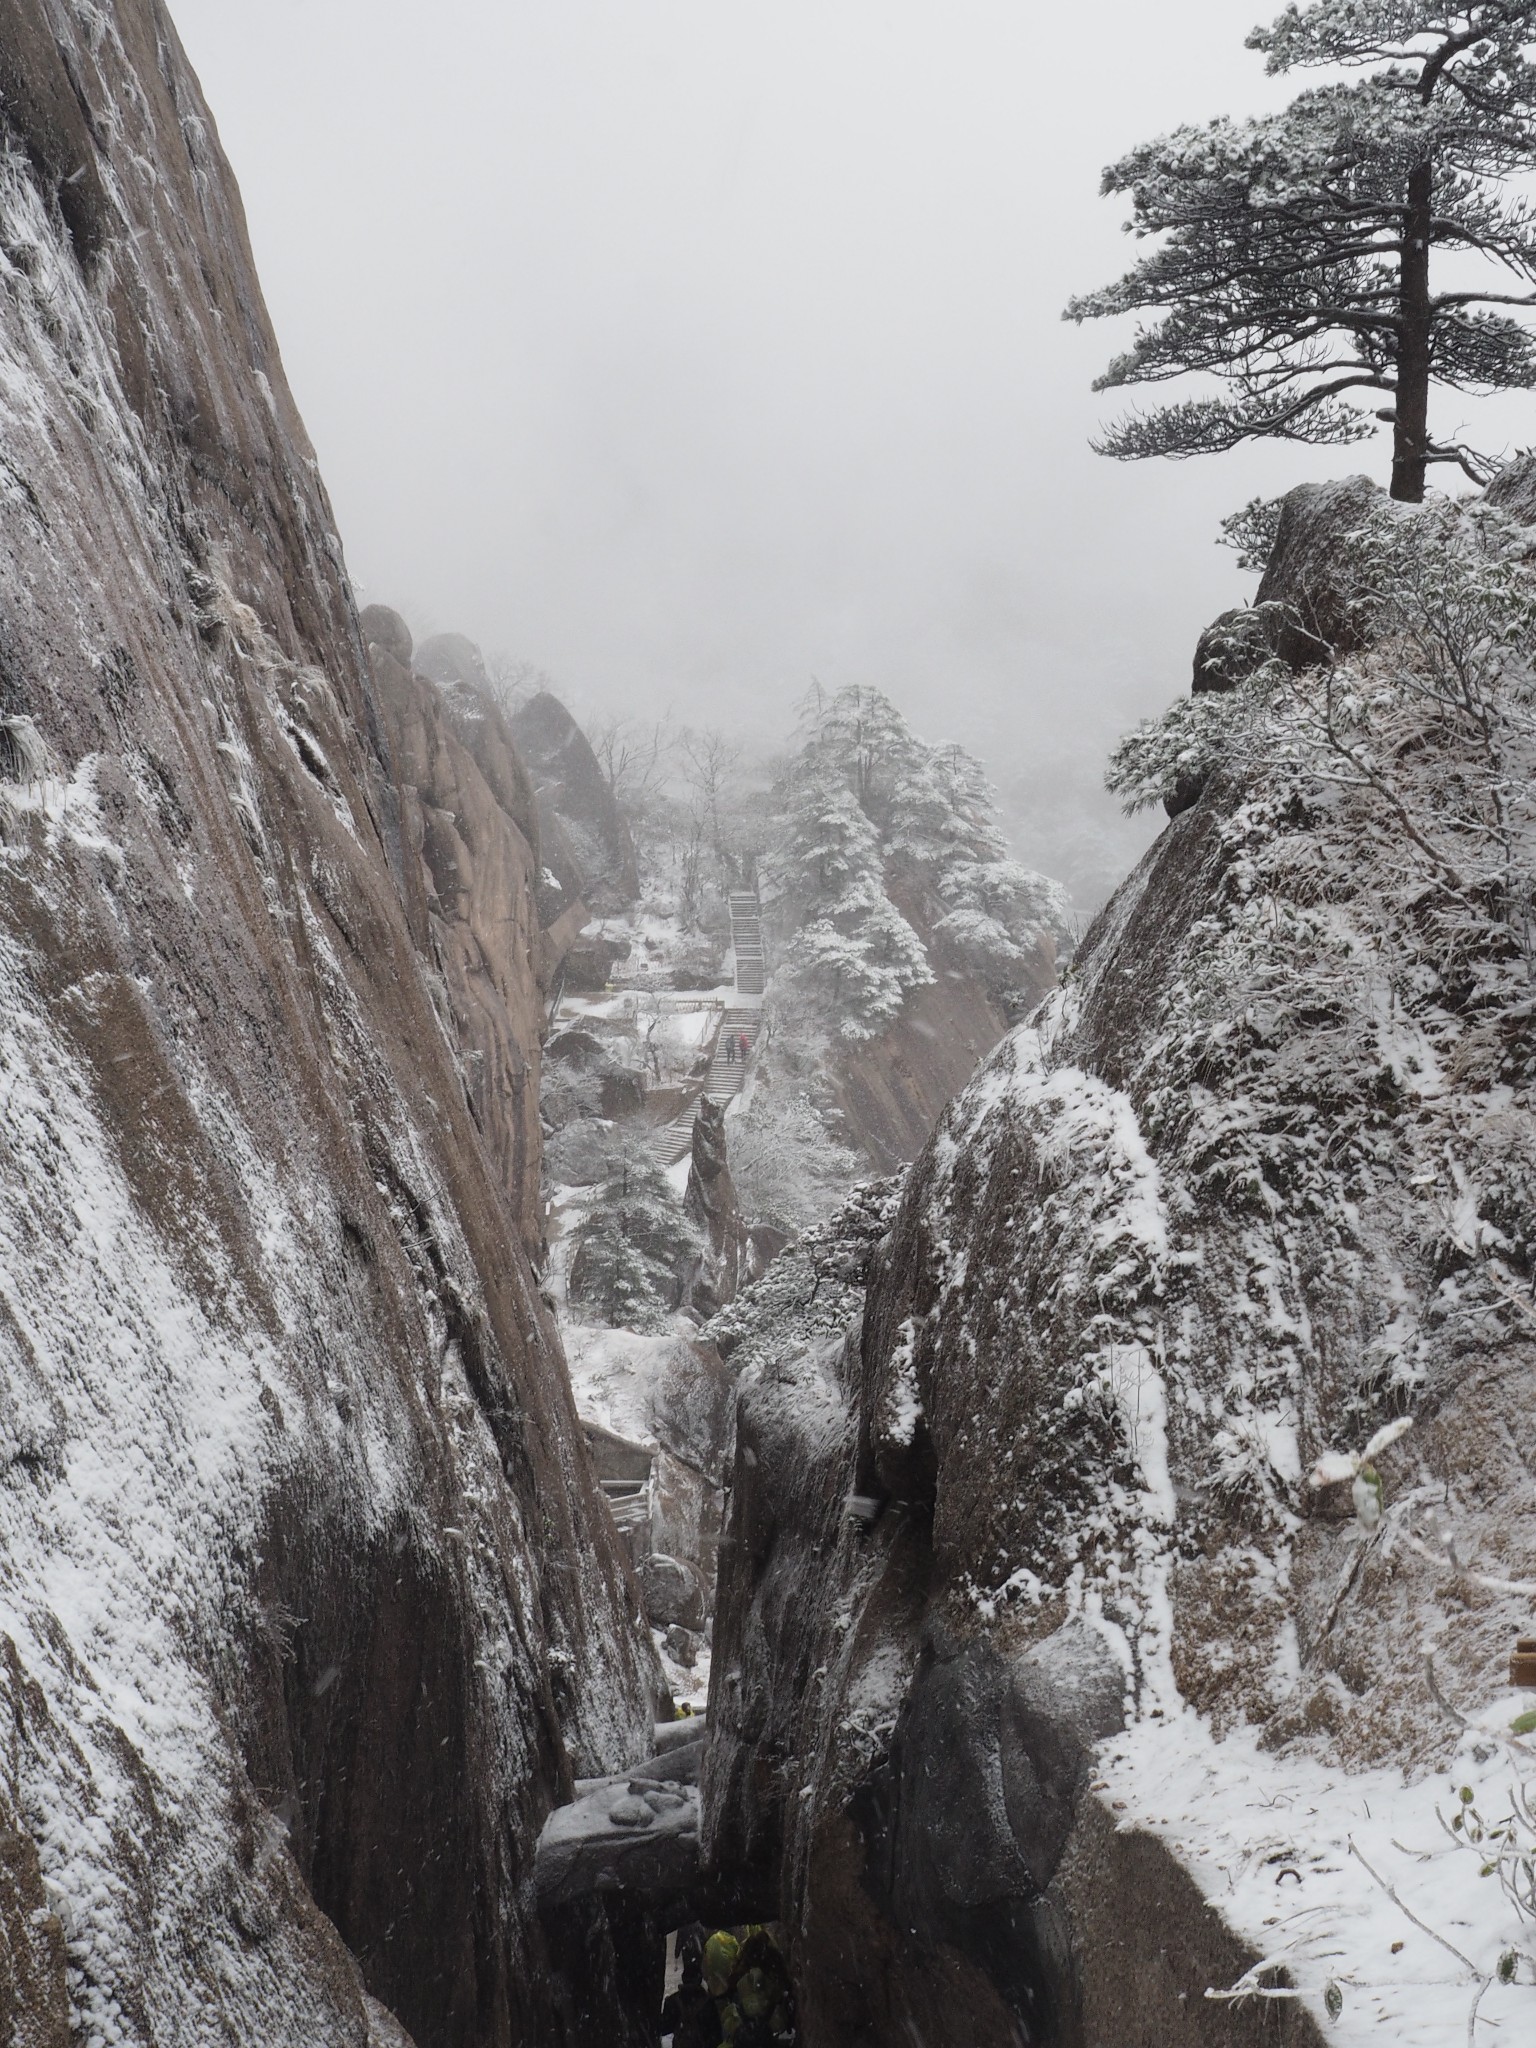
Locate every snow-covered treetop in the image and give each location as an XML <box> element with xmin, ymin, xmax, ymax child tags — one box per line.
<box><xmin>1068</xmin><ymin>0</ymin><xmax>1536</xmax><ymax>497</ymax></box>
<box><xmin>1253</xmin><ymin>1</ymin><xmax>1536</xmax><ymax>106</ymax></box>
<box><xmin>766</xmin><ymin>686</ymin><xmax>1071</xmax><ymax>1036</ymax></box>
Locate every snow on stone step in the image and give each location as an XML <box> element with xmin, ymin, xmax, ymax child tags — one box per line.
<box><xmin>728</xmin><ymin>888</ymin><xmax>767</xmax><ymax>999</ymax></box>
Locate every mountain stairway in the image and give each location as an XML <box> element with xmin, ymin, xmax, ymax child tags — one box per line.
<box><xmin>644</xmin><ymin>890</ymin><xmax>766</xmax><ymax>1169</ymax></box>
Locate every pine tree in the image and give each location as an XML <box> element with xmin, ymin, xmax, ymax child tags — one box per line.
<box><xmin>770</xmin><ymin>687</ymin><xmax>1069</xmax><ymax>1026</ymax></box>
<box><xmin>1067</xmin><ymin>3</ymin><xmax>1536</xmax><ymax>501</ymax></box>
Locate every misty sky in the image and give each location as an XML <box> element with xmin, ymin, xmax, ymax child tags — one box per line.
<box><xmin>169</xmin><ymin>1</ymin><xmax>1534</xmax><ymax>902</ymax></box>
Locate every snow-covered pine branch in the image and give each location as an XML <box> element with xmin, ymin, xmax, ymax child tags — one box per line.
<box><xmin>1067</xmin><ymin>3</ymin><xmax>1536</xmax><ymax>501</ymax></box>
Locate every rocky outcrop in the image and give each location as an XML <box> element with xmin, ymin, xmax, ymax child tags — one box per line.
<box><xmin>360</xmin><ymin>606</ymin><xmax>549</xmax><ymax>1237</ymax></box>
<box><xmin>830</xmin><ymin>969</ymin><xmax>1015</xmax><ymax>1169</ymax></box>
<box><xmin>702</xmin><ymin>475</ymin><xmax>1536</xmax><ymax>2043</ymax></box>
<box><xmin>0</xmin><ymin>6</ymin><xmax>653</xmax><ymax>2044</ymax></box>
<box><xmin>564</xmin><ymin>1326</ymin><xmax>735</xmax><ymax>1615</ymax></box>
<box><xmin>509</xmin><ymin>689</ymin><xmax>640</xmax><ymax>913</ymax></box>
<box><xmin>684</xmin><ymin>1094</ymin><xmax>753</xmax><ymax>1314</ymax></box>
<box><xmin>414</xmin><ymin>631</ymin><xmax>493</xmax><ymax>694</ymax></box>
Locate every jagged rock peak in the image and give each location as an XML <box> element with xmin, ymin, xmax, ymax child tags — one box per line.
<box><xmin>509</xmin><ymin>688</ymin><xmax>641</xmax><ymax>912</ymax></box>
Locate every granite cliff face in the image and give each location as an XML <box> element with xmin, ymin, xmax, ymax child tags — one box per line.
<box><xmin>702</xmin><ymin>475</ymin><xmax>1536</xmax><ymax>2044</ymax></box>
<box><xmin>0</xmin><ymin>5</ymin><xmax>653</xmax><ymax>2043</ymax></box>
<box><xmin>361</xmin><ymin>606</ymin><xmax>552</xmax><ymax>1244</ymax></box>
<box><xmin>509</xmin><ymin>689</ymin><xmax>640</xmax><ymax>918</ymax></box>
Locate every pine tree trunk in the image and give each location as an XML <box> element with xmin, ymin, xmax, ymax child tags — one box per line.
<box><xmin>1391</xmin><ymin>159</ymin><xmax>1433</xmax><ymax>504</ymax></box>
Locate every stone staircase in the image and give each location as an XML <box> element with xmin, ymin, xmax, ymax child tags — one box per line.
<box><xmin>729</xmin><ymin>890</ymin><xmax>765</xmax><ymax>995</ymax></box>
<box><xmin>644</xmin><ymin>890</ymin><xmax>766</xmax><ymax>1170</ymax></box>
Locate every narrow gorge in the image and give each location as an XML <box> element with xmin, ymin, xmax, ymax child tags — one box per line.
<box><xmin>2</xmin><ymin>5</ymin><xmax>1534</xmax><ymax>2048</ymax></box>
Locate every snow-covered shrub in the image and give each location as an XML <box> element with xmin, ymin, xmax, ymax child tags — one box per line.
<box><xmin>545</xmin><ymin>1115</ymin><xmax>622</xmax><ymax>1187</ymax></box>
<box><xmin>541</xmin><ymin>1062</ymin><xmax>606</xmax><ymax>1138</ymax></box>
<box><xmin>1217</xmin><ymin>494</ymin><xmax>1286</xmax><ymax>575</ymax></box>
<box><xmin>769</xmin><ymin>750</ymin><xmax>932</xmax><ymax>1039</ymax></box>
<box><xmin>728</xmin><ymin>1086</ymin><xmax>863</xmax><ymax>1237</ymax></box>
<box><xmin>1110</xmin><ymin>497</ymin><xmax>1536</xmax><ymax>980</ymax></box>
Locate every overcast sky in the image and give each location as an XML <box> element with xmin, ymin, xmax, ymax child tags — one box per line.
<box><xmin>168</xmin><ymin>0</ymin><xmax>1508</xmax><ymax>900</ymax></box>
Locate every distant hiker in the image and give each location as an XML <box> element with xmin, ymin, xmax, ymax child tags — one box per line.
<box><xmin>660</xmin><ymin>1953</ymin><xmax>721</xmax><ymax>2048</ymax></box>
<box><xmin>724</xmin><ymin>1034</ymin><xmax>736</xmax><ymax>1065</ymax></box>
<box><xmin>702</xmin><ymin>1931</ymin><xmax>740</xmax><ymax>2001</ymax></box>
<box><xmin>737</xmin><ymin>1031</ymin><xmax>750</xmax><ymax>1062</ymax></box>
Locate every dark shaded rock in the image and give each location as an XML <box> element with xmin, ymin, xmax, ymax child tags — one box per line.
<box><xmin>1163</xmin><ymin>765</ymin><xmax>1210</xmax><ymax>818</ymax></box>
<box><xmin>637</xmin><ymin>1732</ymin><xmax>703</xmax><ymax>1780</ymax></box>
<box><xmin>547</xmin><ymin>1028</ymin><xmax>608</xmax><ymax>1068</ymax></box>
<box><xmin>0</xmin><ymin>0</ymin><xmax>112</xmax><ymax>268</ymax></box>
<box><xmin>600</xmin><ymin>1069</ymin><xmax>645</xmax><ymax>1120</ymax></box>
<box><xmin>366</xmin><ymin>640</ymin><xmax>550</xmax><ymax>1235</ymax></box>
<box><xmin>684</xmin><ymin>1094</ymin><xmax>752</xmax><ymax>1314</ymax></box>
<box><xmin>1485</xmin><ymin>450</ymin><xmax>1536</xmax><ymax>524</ymax></box>
<box><xmin>669</xmin><ymin>943</ymin><xmax>728</xmax><ymax>989</ymax></box>
<box><xmin>826</xmin><ymin>875</ymin><xmax>1032</xmax><ymax>1171</ymax></box>
<box><xmin>700</xmin><ymin>1264</ymin><xmax>1330</xmax><ymax>2048</ymax></box>
<box><xmin>359</xmin><ymin>603</ymin><xmax>413</xmax><ymax>668</ymax></box>
<box><xmin>637</xmin><ymin>1552</ymin><xmax>706</xmax><ymax>1629</ymax></box>
<box><xmin>0</xmin><ymin>6</ymin><xmax>656</xmax><ymax>2041</ymax></box>
<box><xmin>748</xmin><ymin>1221</ymin><xmax>791</xmax><ymax>1268</ymax></box>
<box><xmin>1191</xmin><ymin>604</ymin><xmax>1284</xmax><ymax>693</ymax></box>
<box><xmin>664</xmin><ymin>1625</ymin><xmax>700</xmax><ymax>1667</ymax></box>
<box><xmin>509</xmin><ymin>690</ymin><xmax>640</xmax><ymax>912</ymax></box>
<box><xmin>561</xmin><ymin>930</ymin><xmax>632</xmax><ymax>991</ymax></box>
<box><xmin>537</xmin><ymin>1773</ymin><xmax>704</xmax><ymax>1932</ymax></box>
<box><xmin>648</xmin><ymin>1337</ymin><xmax>735</xmax><ymax>1483</ymax></box>
<box><xmin>1253</xmin><ymin>473</ymin><xmax>1383</xmax><ymax>664</ymax></box>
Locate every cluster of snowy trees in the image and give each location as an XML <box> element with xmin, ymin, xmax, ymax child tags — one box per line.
<box><xmin>559</xmin><ymin>1124</ymin><xmax>704</xmax><ymax>1330</ymax></box>
<box><xmin>766</xmin><ymin>685</ymin><xmax>1072</xmax><ymax>1039</ymax></box>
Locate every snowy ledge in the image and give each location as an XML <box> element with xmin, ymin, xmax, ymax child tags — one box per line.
<box><xmin>1095</xmin><ymin>1704</ymin><xmax>1534</xmax><ymax>2040</ymax></box>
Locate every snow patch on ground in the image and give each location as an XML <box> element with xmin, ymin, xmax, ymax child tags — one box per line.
<box><xmin>1097</xmin><ymin>1706</ymin><xmax>1535</xmax><ymax>2041</ymax></box>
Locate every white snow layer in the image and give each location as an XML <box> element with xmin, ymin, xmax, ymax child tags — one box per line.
<box><xmin>1097</xmin><ymin>1704</ymin><xmax>1534</xmax><ymax>2041</ymax></box>
<box><xmin>0</xmin><ymin>929</ymin><xmax>293</xmax><ymax>2038</ymax></box>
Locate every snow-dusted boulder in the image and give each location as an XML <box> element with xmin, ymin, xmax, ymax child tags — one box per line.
<box><xmin>508</xmin><ymin>689</ymin><xmax>640</xmax><ymax>912</ymax></box>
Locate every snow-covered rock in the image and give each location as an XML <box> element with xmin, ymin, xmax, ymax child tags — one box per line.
<box><xmin>702</xmin><ymin>474</ymin><xmax>1536</xmax><ymax>2044</ymax></box>
<box><xmin>0</xmin><ymin>6</ymin><xmax>654</xmax><ymax>2042</ymax></box>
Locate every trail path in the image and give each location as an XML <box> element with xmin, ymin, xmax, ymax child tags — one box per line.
<box><xmin>645</xmin><ymin>890</ymin><xmax>764</xmax><ymax>1169</ymax></box>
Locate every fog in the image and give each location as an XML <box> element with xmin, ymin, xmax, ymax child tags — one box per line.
<box><xmin>168</xmin><ymin>0</ymin><xmax>1469</xmax><ymax>903</ymax></box>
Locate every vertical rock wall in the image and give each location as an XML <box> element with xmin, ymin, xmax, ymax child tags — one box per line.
<box><xmin>703</xmin><ymin>477</ymin><xmax>1536</xmax><ymax>2043</ymax></box>
<box><xmin>0</xmin><ymin>4</ymin><xmax>652</xmax><ymax>2042</ymax></box>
